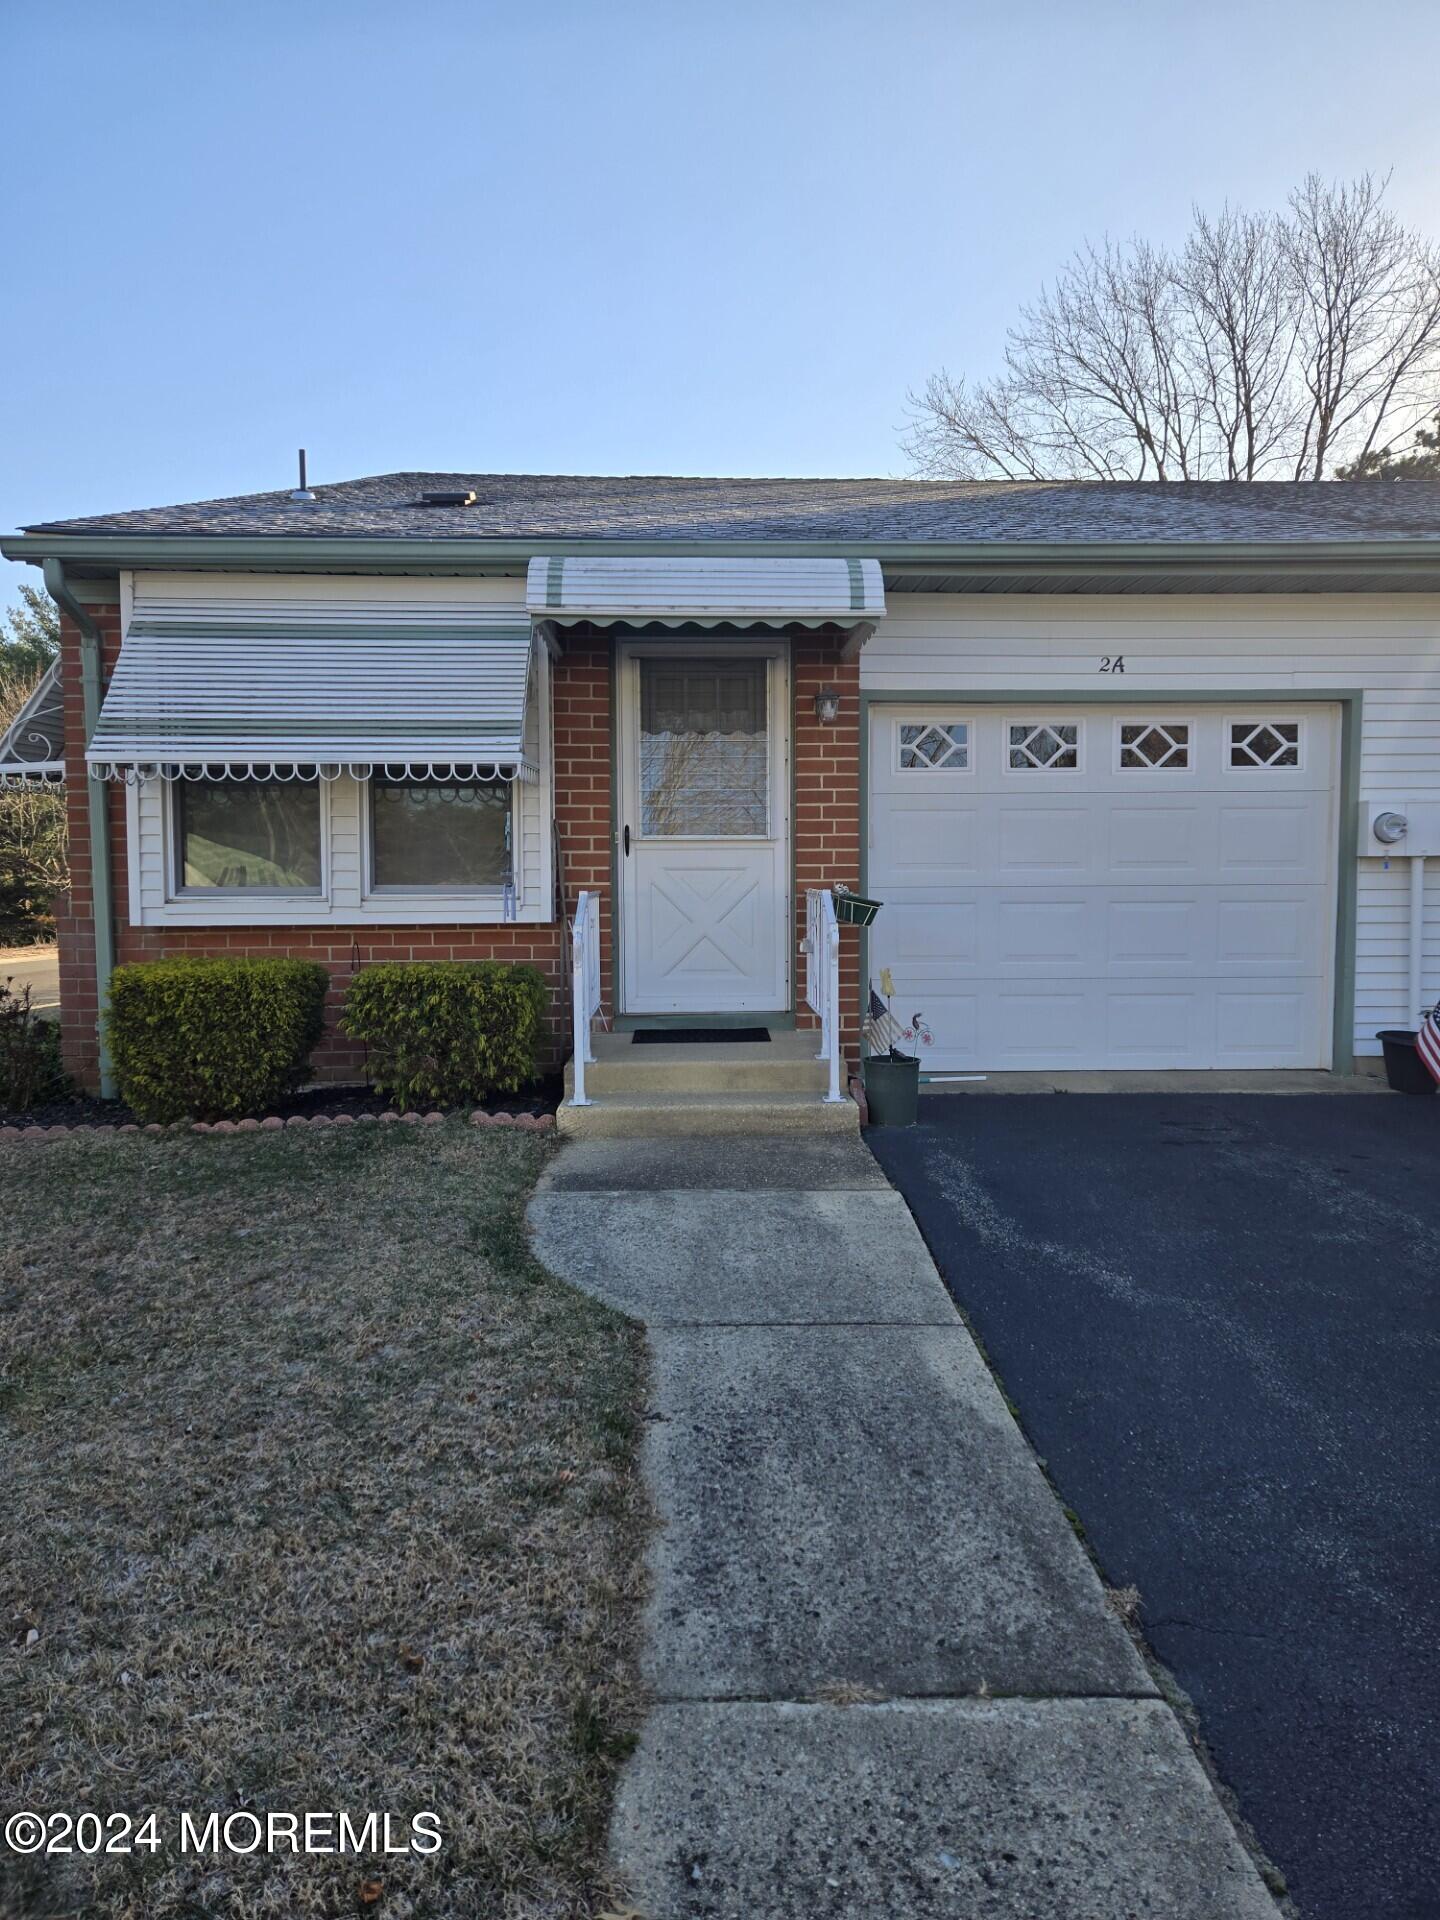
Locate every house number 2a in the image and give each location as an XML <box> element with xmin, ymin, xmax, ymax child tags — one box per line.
<box><xmin>1099</xmin><ymin>655</ymin><xmax>1126</xmax><ymax>673</ymax></box>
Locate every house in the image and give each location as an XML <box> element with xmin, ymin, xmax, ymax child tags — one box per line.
<box><xmin>4</xmin><ymin>473</ymin><xmax>1440</xmax><ymax>1124</ymax></box>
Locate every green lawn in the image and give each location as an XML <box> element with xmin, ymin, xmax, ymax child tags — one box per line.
<box><xmin>0</xmin><ymin>1125</ymin><xmax>649</xmax><ymax>1919</ymax></box>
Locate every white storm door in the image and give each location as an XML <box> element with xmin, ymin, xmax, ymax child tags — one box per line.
<box><xmin>618</xmin><ymin>646</ymin><xmax>790</xmax><ymax>1014</ymax></box>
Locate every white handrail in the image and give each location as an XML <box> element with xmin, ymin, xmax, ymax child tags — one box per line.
<box><xmin>570</xmin><ymin>889</ymin><xmax>602</xmax><ymax>1105</ymax></box>
<box><xmin>805</xmin><ymin>888</ymin><xmax>846</xmax><ymax>1103</ymax></box>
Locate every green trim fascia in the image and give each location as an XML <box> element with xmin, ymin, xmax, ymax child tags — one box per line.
<box><xmin>5</xmin><ymin>531</ymin><xmax>1440</xmax><ymax>578</ymax></box>
<box><xmin>860</xmin><ymin>686</ymin><xmax>1366</xmax><ymax>704</ymax></box>
<box><xmin>43</xmin><ymin>559</ymin><xmax>116</xmax><ymax>1096</ymax></box>
<box><xmin>858</xmin><ymin>686</ymin><xmax>1362</xmax><ymax>1077</ymax></box>
<box><xmin>1332</xmin><ymin>694</ymin><xmax>1362</xmax><ymax>1075</ymax></box>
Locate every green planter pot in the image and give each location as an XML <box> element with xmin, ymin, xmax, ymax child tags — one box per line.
<box><xmin>831</xmin><ymin>891</ymin><xmax>882</xmax><ymax>928</ymax></box>
<box><xmin>1376</xmin><ymin>1029</ymin><xmax>1437</xmax><ymax>1095</ymax></box>
<box><xmin>864</xmin><ymin>1052</ymin><xmax>920</xmax><ymax>1127</ymax></box>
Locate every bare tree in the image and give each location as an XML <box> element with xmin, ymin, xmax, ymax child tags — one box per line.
<box><xmin>906</xmin><ymin>174</ymin><xmax>1440</xmax><ymax>482</ymax></box>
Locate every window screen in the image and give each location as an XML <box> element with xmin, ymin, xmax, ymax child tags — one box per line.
<box><xmin>639</xmin><ymin>658</ymin><xmax>769</xmax><ymax>836</ymax></box>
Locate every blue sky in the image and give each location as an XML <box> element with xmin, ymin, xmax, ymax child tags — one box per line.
<box><xmin>3</xmin><ymin>0</ymin><xmax>1439</xmax><ymax>603</ymax></box>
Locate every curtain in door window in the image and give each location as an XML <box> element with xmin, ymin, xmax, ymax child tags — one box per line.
<box><xmin>639</xmin><ymin>659</ymin><xmax>768</xmax><ymax>837</ymax></box>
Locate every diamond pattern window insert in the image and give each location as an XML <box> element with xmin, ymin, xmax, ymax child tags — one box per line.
<box><xmin>1120</xmin><ymin>722</ymin><xmax>1190</xmax><ymax>770</ymax></box>
<box><xmin>1230</xmin><ymin>721</ymin><xmax>1300</xmax><ymax>769</ymax></box>
<box><xmin>1008</xmin><ymin>722</ymin><xmax>1079</xmax><ymax>771</ymax></box>
<box><xmin>899</xmin><ymin>720</ymin><xmax>969</xmax><ymax>770</ymax></box>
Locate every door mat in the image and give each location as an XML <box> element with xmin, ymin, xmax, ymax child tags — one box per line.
<box><xmin>632</xmin><ymin>1028</ymin><xmax>771</xmax><ymax>1045</ymax></box>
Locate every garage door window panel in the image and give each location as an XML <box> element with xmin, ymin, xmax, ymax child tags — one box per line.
<box><xmin>898</xmin><ymin>719</ymin><xmax>970</xmax><ymax>771</ymax></box>
<box><xmin>1118</xmin><ymin>722</ymin><xmax>1191</xmax><ymax>772</ymax></box>
<box><xmin>1007</xmin><ymin>722</ymin><xmax>1081</xmax><ymax>772</ymax></box>
<box><xmin>1229</xmin><ymin>720</ymin><xmax>1302</xmax><ymax>770</ymax></box>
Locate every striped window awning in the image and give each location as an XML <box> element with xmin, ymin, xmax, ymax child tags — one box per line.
<box><xmin>87</xmin><ymin>603</ymin><xmax>538</xmax><ymax>782</ymax></box>
<box><xmin>0</xmin><ymin>658</ymin><xmax>65</xmax><ymax>786</ymax></box>
<box><xmin>526</xmin><ymin>555</ymin><xmax>886</xmax><ymax>629</ymax></box>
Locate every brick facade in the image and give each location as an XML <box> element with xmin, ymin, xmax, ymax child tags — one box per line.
<box><xmin>57</xmin><ymin>610</ymin><xmax>862</xmax><ymax>1090</ymax></box>
<box><xmin>791</xmin><ymin>640</ymin><xmax>863</xmax><ymax>1056</ymax></box>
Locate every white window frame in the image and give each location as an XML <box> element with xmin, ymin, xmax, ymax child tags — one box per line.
<box><xmin>166</xmin><ymin>774</ymin><xmax>332</xmax><ymax>905</ymax></box>
<box><xmin>895</xmin><ymin>715</ymin><xmax>973</xmax><ymax>774</ymax></box>
<box><xmin>1112</xmin><ymin>716</ymin><xmax>1196</xmax><ymax>775</ymax></box>
<box><xmin>1002</xmin><ymin>716</ymin><xmax>1085</xmax><ymax>776</ymax></box>
<box><xmin>1225</xmin><ymin>714</ymin><xmax>1306</xmax><ymax>772</ymax></box>
<box><xmin>360</xmin><ymin>772</ymin><xmax>521</xmax><ymax>906</ymax></box>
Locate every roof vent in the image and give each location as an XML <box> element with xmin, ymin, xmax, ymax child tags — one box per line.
<box><xmin>418</xmin><ymin>489</ymin><xmax>478</xmax><ymax>508</ymax></box>
<box><xmin>289</xmin><ymin>447</ymin><xmax>317</xmax><ymax>503</ymax></box>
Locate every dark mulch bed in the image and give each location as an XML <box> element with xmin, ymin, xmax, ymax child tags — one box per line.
<box><xmin>0</xmin><ymin>1074</ymin><xmax>564</xmax><ymax>1133</ymax></box>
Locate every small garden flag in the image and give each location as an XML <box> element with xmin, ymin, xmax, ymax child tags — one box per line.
<box><xmin>1417</xmin><ymin>1004</ymin><xmax>1440</xmax><ymax>1086</ymax></box>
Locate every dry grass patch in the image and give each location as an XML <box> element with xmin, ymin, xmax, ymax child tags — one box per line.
<box><xmin>0</xmin><ymin>1125</ymin><xmax>649</xmax><ymax>1919</ymax></box>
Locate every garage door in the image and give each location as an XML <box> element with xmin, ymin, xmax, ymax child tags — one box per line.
<box><xmin>867</xmin><ymin>705</ymin><xmax>1338</xmax><ymax>1071</ymax></box>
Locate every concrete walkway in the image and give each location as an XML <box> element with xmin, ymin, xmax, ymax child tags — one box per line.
<box><xmin>529</xmin><ymin>1134</ymin><xmax>1280</xmax><ymax>1919</ymax></box>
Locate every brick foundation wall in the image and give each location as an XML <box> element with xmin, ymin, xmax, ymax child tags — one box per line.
<box><xmin>57</xmin><ymin>613</ymin><xmax>862</xmax><ymax>1092</ymax></box>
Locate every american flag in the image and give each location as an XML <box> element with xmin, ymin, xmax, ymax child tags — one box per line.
<box><xmin>1418</xmin><ymin>1004</ymin><xmax>1440</xmax><ymax>1086</ymax></box>
<box><xmin>864</xmin><ymin>984</ymin><xmax>901</xmax><ymax>1056</ymax></box>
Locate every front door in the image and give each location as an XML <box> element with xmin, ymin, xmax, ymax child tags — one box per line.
<box><xmin>618</xmin><ymin>643</ymin><xmax>790</xmax><ymax>1014</ymax></box>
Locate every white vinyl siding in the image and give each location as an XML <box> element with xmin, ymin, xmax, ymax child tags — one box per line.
<box><xmin>863</xmin><ymin>593</ymin><xmax>1440</xmax><ymax>1056</ymax></box>
<box><xmin>122</xmin><ymin>574</ymin><xmax>552</xmax><ymax>927</ymax></box>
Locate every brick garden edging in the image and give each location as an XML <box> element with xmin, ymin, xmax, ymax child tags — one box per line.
<box><xmin>0</xmin><ymin>1111</ymin><xmax>556</xmax><ymax>1144</ymax></box>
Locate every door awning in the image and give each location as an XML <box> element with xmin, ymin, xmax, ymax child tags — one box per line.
<box><xmin>0</xmin><ymin>657</ymin><xmax>65</xmax><ymax>785</ymax></box>
<box><xmin>87</xmin><ymin>607</ymin><xmax>538</xmax><ymax>781</ymax></box>
<box><xmin>526</xmin><ymin>555</ymin><xmax>886</xmax><ymax>630</ymax></box>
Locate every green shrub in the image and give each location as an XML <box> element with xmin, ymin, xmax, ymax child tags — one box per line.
<box><xmin>341</xmin><ymin>960</ymin><xmax>548</xmax><ymax>1109</ymax></box>
<box><xmin>107</xmin><ymin>957</ymin><xmax>329</xmax><ymax>1122</ymax></box>
<box><xmin>0</xmin><ymin>978</ymin><xmax>69</xmax><ymax>1111</ymax></box>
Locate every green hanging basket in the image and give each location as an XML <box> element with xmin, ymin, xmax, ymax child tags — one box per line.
<box><xmin>831</xmin><ymin>890</ymin><xmax>882</xmax><ymax>928</ymax></box>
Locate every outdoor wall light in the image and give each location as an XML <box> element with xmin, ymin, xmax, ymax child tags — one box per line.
<box><xmin>814</xmin><ymin>686</ymin><xmax>841</xmax><ymax>724</ymax></box>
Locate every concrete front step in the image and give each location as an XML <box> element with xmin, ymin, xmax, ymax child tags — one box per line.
<box><xmin>564</xmin><ymin>1029</ymin><xmax>831</xmax><ymax>1098</ymax></box>
<box><xmin>556</xmin><ymin>1088</ymin><xmax>859</xmax><ymax>1138</ymax></box>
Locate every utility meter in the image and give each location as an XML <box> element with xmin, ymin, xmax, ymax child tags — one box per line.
<box><xmin>1373</xmin><ymin>810</ymin><xmax>1409</xmax><ymax>846</ymax></box>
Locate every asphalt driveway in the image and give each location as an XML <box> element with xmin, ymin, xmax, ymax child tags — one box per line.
<box><xmin>869</xmin><ymin>1093</ymin><xmax>1439</xmax><ymax>1920</ymax></box>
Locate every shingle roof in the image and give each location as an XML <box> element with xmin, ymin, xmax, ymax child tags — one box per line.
<box><xmin>22</xmin><ymin>472</ymin><xmax>1440</xmax><ymax>544</ymax></box>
